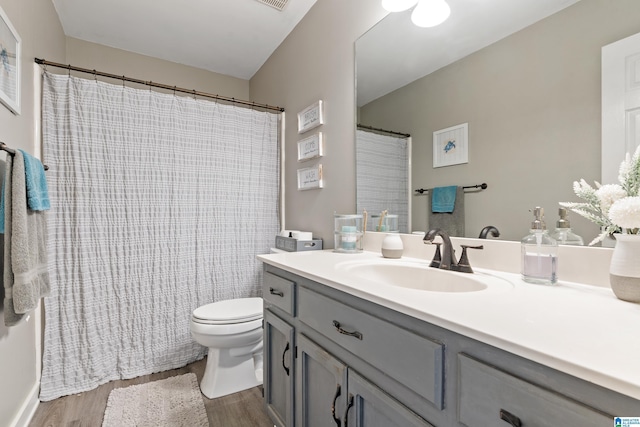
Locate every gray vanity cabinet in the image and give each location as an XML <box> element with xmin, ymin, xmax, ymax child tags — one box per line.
<box><xmin>262</xmin><ymin>264</ymin><xmax>640</xmax><ymax>427</ymax></box>
<box><xmin>263</xmin><ymin>272</ymin><xmax>297</xmax><ymax>427</ymax></box>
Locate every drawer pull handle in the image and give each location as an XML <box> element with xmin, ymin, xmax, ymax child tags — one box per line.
<box><xmin>331</xmin><ymin>384</ymin><xmax>342</xmax><ymax>426</ymax></box>
<box><xmin>343</xmin><ymin>393</ymin><xmax>354</xmax><ymax>427</ymax></box>
<box><xmin>269</xmin><ymin>287</ymin><xmax>284</xmax><ymax>297</ymax></box>
<box><xmin>500</xmin><ymin>409</ymin><xmax>522</xmax><ymax>427</ymax></box>
<box><xmin>282</xmin><ymin>342</ymin><xmax>290</xmax><ymax>376</ymax></box>
<box><xmin>333</xmin><ymin>320</ymin><xmax>363</xmax><ymax>340</ymax></box>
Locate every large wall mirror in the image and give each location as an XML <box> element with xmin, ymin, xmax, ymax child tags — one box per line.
<box><xmin>355</xmin><ymin>0</ymin><xmax>640</xmax><ymax>242</ymax></box>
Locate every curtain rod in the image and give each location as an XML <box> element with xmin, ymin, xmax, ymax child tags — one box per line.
<box><xmin>34</xmin><ymin>58</ymin><xmax>285</xmax><ymax>113</ymax></box>
<box><xmin>1</xmin><ymin>142</ymin><xmax>49</xmax><ymax>170</ymax></box>
<box><xmin>357</xmin><ymin>124</ymin><xmax>410</xmax><ymax>138</ymax></box>
<box><xmin>414</xmin><ymin>183</ymin><xmax>487</xmax><ymax>194</ymax></box>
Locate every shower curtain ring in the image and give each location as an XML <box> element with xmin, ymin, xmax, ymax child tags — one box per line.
<box><xmin>67</xmin><ymin>64</ymin><xmax>71</xmax><ymax>76</ymax></box>
<box><xmin>173</xmin><ymin>86</ymin><xmax>177</xmax><ymax>96</ymax></box>
<box><xmin>93</xmin><ymin>70</ymin><xmax>97</xmax><ymax>81</ymax></box>
<box><xmin>193</xmin><ymin>89</ymin><xmax>197</xmax><ymax>100</ymax></box>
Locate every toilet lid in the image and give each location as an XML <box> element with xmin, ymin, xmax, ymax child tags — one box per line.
<box><xmin>192</xmin><ymin>297</ymin><xmax>263</xmax><ymax>324</ymax></box>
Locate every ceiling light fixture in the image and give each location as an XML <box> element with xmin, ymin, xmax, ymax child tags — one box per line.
<box><xmin>381</xmin><ymin>0</ymin><xmax>419</xmax><ymax>13</ymax></box>
<box><xmin>411</xmin><ymin>0</ymin><xmax>451</xmax><ymax>27</ymax></box>
<box><xmin>382</xmin><ymin>0</ymin><xmax>451</xmax><ymax>28</ymax></box>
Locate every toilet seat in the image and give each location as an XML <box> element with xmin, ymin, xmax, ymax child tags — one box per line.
<box><xmin>192</xmin><ymin>297</ymin><xmax>263</xmax><ymax>325</ymax></box>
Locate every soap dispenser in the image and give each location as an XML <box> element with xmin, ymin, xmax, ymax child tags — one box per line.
<box><xmin>521</xmin><ymin>207</ymin><xmax>558</xmax><ymax>285</ymax></box>
<box><xmin>550</xmin><ymin>207</ymin><xmax>584</xmax><ymax>246</ymax></box>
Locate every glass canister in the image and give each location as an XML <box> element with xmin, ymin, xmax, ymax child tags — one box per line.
<box><xmin>334</xmin><ymin>214</ymin><xmax>364</xmax><ymax>253</ymax></box>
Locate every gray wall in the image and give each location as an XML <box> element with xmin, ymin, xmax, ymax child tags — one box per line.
<box><xmin>360</xmin><ymin>0</ymin><xmax>640</xmax><ymax>241</ymax></box>
<box><xmin>0</xmin><ymin>0</ymin><xmax>65</xmax><ymax>425</ymax></box>
<box><xmin>251</xmin><ymin>0</ymin><xmax>387</xmax><ymax>247</ymax></box>
<box><xmin>66</xmin><ymin>37</ymin><xmax>250</xmax><ymax>99</ymax></box>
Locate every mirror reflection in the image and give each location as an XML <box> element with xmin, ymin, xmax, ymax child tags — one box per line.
<box><xmin>355</xmin><ymin>0</ymin><xmax>640</xmax><ymax>242</ymax></box>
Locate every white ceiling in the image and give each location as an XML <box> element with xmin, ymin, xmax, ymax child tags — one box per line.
<box><xmin>52</xmin><ymin>0</ymin><xmax>581</xmax><ymax>98</ymax></box>
<box><xmin>357</xmin><ymin>0</ymin><xmax>582</xmax><ymax>106</ymax></box>
<box><xmin>51</xmin><ymin>0</ymin><xmax>317</xmax><ymax>80</ymax></box>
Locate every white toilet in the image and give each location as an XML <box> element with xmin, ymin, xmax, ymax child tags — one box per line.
<box><xmin>190</xmin><ymin>297</ymin><xmax>264</xmax><ymax>399</ymax></box>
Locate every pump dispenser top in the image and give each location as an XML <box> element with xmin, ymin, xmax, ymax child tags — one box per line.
<box><xmin>551</xmin><ymin>207</ymin><xmax>584</xmax><ymax>246</ymax></box>
<box><xmin>521</xmin><ymin>207</ymin><xmax>558</xmax><ymax>285</ymax></box>
<box><xmin>530</xmin><ymin>206</ymin><xmax>545</xmax><ymax>230</ymax></box>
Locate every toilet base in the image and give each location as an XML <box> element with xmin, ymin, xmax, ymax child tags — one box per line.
<box><xmin>200</xmin><ymin>347</ymin><xmax>263</xmax><ymax>399</ymax></box>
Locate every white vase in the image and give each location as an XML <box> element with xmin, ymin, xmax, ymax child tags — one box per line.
<box><xmin>609</xmin><ymin>234</ymin><xmax>640</xmax><ymax>303</ymax></box>
<box><xmin>381</xmin><ymin>234</ymin><xmax>403</xmax><ymax>259</ymax></box>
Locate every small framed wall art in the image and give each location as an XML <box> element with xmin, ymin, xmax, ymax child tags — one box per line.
<box><xmin>0</xmin><ymin>6</ymin><xmax>21</xmax><ymax>115</ymax></box>
<box><xmin>297</xmin><ymin>132</ymin><xmax>324</xmax><ymax>161</ymax></box>
<box><xmin>433</xmin><ymin>122</ymin><xmax>468</xmax><ymax>168</ymax></box>
<box><xmin>297</xmin><ymin>164</ymin><xmax>323</xmax><ymax>190</ymax></box>
<box><xmin>297</xmin><ymin>100</ymin><xmax>323</xmax><ymax>133</ymax></box>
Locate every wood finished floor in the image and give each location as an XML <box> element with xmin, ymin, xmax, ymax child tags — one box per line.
<box><xmin>29</xmin><ymin>358</ymin><xmax>274</xmax><ymax>427</ymax></box>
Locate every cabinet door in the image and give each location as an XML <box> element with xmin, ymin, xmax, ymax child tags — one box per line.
<box><xmin>344</xmin><ymin>370</ymin><xmax>434</xmax><ymax>427</ymax></box>
<box><xmin>264</xmin><ymin>309</ymin><xmax>296</xmax><ymax>427</ymax></box>
<box><xmin>297</xmin><ymin>334</ymin><xmax>348</xmax><ymax>427</ymax></box>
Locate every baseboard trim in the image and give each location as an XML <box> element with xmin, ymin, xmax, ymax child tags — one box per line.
<box><xmin>10</xmin><ymin>382</ymin><xmax>40</xmax><ymax>427</ymax></box>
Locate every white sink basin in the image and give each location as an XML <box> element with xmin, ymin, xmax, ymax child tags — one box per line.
<box><xmin>336</xmin><ymin>259</ymin><xmax>513</xmax><ymax>293</ymax></box>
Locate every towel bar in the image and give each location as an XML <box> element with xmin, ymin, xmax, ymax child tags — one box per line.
<box><xmin>0</xmin><ymin>142</ymin><xmax>49</xmax><ymax>170</ymax></box>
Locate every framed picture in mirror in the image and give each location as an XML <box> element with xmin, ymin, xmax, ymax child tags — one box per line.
<box><xmin>0</xmin><ymin>6</ymin><xmax>21</xmax><ymax>115</ymax></box>
<box><xmin>433</xmin><ymin>123</ymin><xmax>468</xmax><ymax>168</ymax></box>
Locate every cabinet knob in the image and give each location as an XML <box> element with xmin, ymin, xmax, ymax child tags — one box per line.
<box><xmin>333</xmin><ymin>320</ymin><xmax>363</xmax><ymax>340</ymax></box>
<box><xmin>331</xmin><ymin>384</ymin><xmax>342</xmax><ymax>426</ymax></box>
<box><xmin>500</xmin><ymin>409</ymin><xmax>522</xmax><ymax>427</ymax></box>
<box><xmin>343</xmin><ymin>394</ymin><xmax>354</xmax><ymax>427</ymax></box>
<box><xmin>282</xmin><ymin>342</ymin><xmax>290</xmax><ymax>376</ymax></box>
<box><xmin>269</xmin><ymin>287</ymin><xmax>284</xmax><ymax>297</ymax></box>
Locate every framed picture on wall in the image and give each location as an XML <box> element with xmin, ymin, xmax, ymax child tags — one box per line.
<box><xmin>433</xmin><ymin>123</ymin><xmax>468</xmax><ymax>168</ymax></box>
<box><xmin>297</xmin><ymin>132</ymin><xmax>324</xmax><ymax>161</ymax></box>
<box><xmin>297</xmin><ymin>164</ymin><xmax>323</xmax><ymax>190</ymax></box>
<box><xmin>297</xmin><ymin>100</ymin><xmax>323</xmax><ymax>133</ymax></box>
<box><xmin>0</xmin><ymin>6</ymin><xmax>20</xmax><ymax>115</ymax></box>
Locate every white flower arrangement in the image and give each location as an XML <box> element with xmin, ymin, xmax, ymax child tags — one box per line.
<box><xmin>560</xmin><ymin>145</ymin><xmax>640</xmax><ymax>245</ymax></box>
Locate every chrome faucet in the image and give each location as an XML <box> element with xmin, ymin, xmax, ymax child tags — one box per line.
<box><xmin>423</xmin><ymin>228</ymin><xmax>483</xmax><ymax>273</ymax></box>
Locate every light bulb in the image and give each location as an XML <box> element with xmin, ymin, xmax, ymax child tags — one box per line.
<box><xmin>381</xmin><ymin>0</ymin><xmax>419</xmax><ymax>13</ymax></box>
<box><xmin>411</xmin><ymin>0</ymin><xmax>451</xmax><ymax>27</ymax></box>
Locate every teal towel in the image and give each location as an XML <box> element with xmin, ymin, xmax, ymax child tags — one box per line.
<box><xmin>18</xmin><ymin>149</ymin><xmax>50</xmax><ymax>211</ymax></box>
<box><xmin>431</xmin><ymin>185</ymin><xmax>457</xmax><ymax>213</ymax></box>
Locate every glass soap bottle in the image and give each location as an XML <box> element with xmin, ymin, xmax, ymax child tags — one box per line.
<box><xmin>521</xmin><ymin>207</ymin><xmax>558</xmax><ymax>285</ymax></box>
<box><xmin>550</xmin><ymin>207</ymin><xmax>584</xmax><ymax>246</ymax></box>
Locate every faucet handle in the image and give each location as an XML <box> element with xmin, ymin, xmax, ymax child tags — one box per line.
<box><xmin>456</xmin><ymin>245</ymin><xmax>483</xmax><ymax>273</ymax></box>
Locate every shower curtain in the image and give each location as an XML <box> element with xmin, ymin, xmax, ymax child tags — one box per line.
<box><xmin>356</xmin><ymin>129</ymin><xmax>409</xmax><ymax>233</ymax></box>
<box><xmin>39</xmin><ymin>72</ymin><xmax>281</xmax><ymax>401</ymax></box>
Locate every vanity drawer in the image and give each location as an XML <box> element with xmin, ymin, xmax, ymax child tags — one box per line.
<box><xmin>458</xmin><ymin>354</ymin><xmax>611</xmax><ymax>427</ymax></box>
<box><xmin>263</xmin><ymin>272</ymin><xmax>296</xmax><ymax>316</ymax></box>
<box><xmin>298</xmin><ymin>286</ymin><xmax>444</xmax><ymax>409</ymax></box>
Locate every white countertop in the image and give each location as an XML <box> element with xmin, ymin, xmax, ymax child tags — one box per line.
<box><xmin>258</xmin><ymin>249</ymin><xmax>640</xmax><ymax>400</ymax></box>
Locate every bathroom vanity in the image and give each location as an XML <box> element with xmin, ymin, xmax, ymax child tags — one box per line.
<box><xmin>260</xmin><ymin>250</ymin><xmax>640</xmax><ymax>427</ymax></box>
